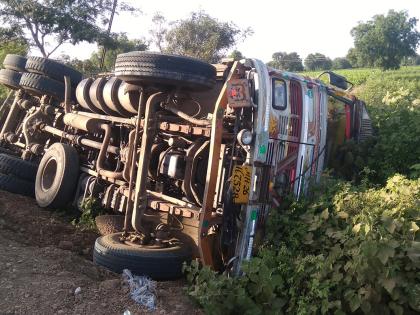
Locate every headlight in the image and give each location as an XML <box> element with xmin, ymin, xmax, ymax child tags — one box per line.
<box><xmin>237</xmin><ymin>129</ymin><xmax>253</xmax><ymax>145</ymax></box>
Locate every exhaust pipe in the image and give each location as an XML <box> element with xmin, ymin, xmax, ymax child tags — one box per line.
<box><xmin>131</xmin><ymin>92</ymin><xmax>167</xmax><ymax>235</ymax></box>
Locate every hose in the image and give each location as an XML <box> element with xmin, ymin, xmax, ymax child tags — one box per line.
<box><xmin>164</xmin><ymin>103</ymin><xmax>211</xmax><ymax>126</ymax></box>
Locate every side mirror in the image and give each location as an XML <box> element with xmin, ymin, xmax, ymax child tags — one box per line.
<box><xmin>328</xmin><ymin>72</ymin><xmax>348</xmax><ymax>90</ymax></box>
<box><xmin>317</xmin><ymin>71</ymin><xmax>353</xmax><ymax>90</ymax></box>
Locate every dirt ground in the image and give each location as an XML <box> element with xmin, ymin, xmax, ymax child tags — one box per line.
<box><xmin>0</xmin><ymin>190</ymin><xmax>202</xmax><ymax>315</ymax></box>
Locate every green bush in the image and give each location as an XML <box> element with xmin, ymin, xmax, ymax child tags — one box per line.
<box><xmin>317</xmin><ymin>66</ymin><xmax>420</xmax><ymax>183</ymax></box>
<box><xmin>342</xmin><ymin>73</ymin><xmax>420</xmax><ymax>183</ymax></box>
<box><xmin>71</xmin><ymin>197</ymin><xmax>106</xmax><ymax>230</ymax></box>
<box><xmin>185</xmin><ymin>175</ymin><xmax>420</xmax><ymax>315</ymax></box>
<box><xmin>0</xmin><ymin>41</ymin><xmax>28</xmax><ymax>101</ymax></box>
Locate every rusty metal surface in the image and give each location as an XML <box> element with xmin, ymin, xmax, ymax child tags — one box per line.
<box><xmin>131</xmin><ymin>92</ymin><xmax>167</xmax><ymax>234</ymax></box>
<box><xmin>198</xmin><ymin>61</ymin><xmax>241</xmax><ymax>267</ymax></box>
<box><xmin>96</xmin><ymin>124</ymin><xmax>123</xmax><ymax>180</ymax></box>
<box><xmin>63</xmin><ymin>113</ymin><xmax>102</xmax><ymax>132</ymax></box>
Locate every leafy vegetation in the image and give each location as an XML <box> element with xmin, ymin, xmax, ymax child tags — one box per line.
<box><xmin>332</xmin><ymin>58</ymin><xmax>352</xmax><ymax>70</ymax></box>
<box><xmin>185</xmin><ymin>175</ymin><xmax>420</xmax><ymax>314</ymax></box>
<box><xmin>267</xmin><ymin>52</ymin><xmax>304</xmax><ymax>72</ymax></box>
<box><xmin>0</xmin><ymin>40</ymin><xmax>28</xmax><ymax>100</ymax></box>
<box><xmin>71</xmin><ymin>197</ymin><xmax>107</xmax><ymax>231</ymax></box>
<box><xmin>185</xmin><ymin>66</ymin><xmax>420</xmax><ymax>314</ymax></box>
<box><xmin>304</xmin><ymin>53</ymin><xmax>332</xmax><ymax>71</ymax></box>
<box><xmin>309</xmin><ymin>66</ymin><xmax>420</xmax><ymax>183</ymax></box>
<box><xmin>156</xmin><ymin>10</ymin><xmax>252</xmax><ymax>63</ymax></box>
<box><xmin>0</xmin><ymin>0</ymin><xmax>137</xmax><ymax>57</ymax></box>
<box><xmin>349</xmin><ymin>10</ymin><xmax>419</xmax><ymax>70</ymax></box>
<box><xmin>59</xmin><ymin>33</ymin><xmax>148</xmax><ymax>74</ymax></box>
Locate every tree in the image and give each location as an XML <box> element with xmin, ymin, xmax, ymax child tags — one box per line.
<box><xmin>267</xmin><ymin>52</ymin><xmax>304</xmax><ymax>72</ymax></box>
<box><xmin>350</xmin><ymin>10</ymin><xmax>420</xmax><ymax>70</ymax></box>
<box><xmin>60</xmin><ymin>34</ymin><xmax>148</xmax><ymax>74</ymax></box>
<box><xmin>164</xmin><ymin>11</ymin><xmax>252</xmax><ymax>63</ymax></box>
<box><xmin>401</xmin><ymin>54</ymin><xmax>420</xmax><ymax>66</ymax></box>
<box><xmin>229</xmin><ymin>50</ymin><xmax>245</xmax><ymax>61</ymax></box>
<box><xmin>0</xmin><ymin>0</ymin><xmax>136</xmax><ymax>57</ymax></box>
<box><xmin>304</xmin><ymin>53</ymin><xmax>332</xmax><ymax>71</ymax></box>
<box><xmin>149</xmin><ymin>12</ymin><xmax>167</xmax><ymax>52</ymax></box>
<box><xmin>332</xmin><ymin>57</ymin><xmax>352</xmax><ymax>70</ymax></box>
<box><xmin>346</xmin><ymin>48</ymin><xmax>364</xmax><ymax>68</ymax></box>
<box><xmin>90</xmin><ymin>33</ymin><xmax>148</xmax><ymax>72</ymax></box>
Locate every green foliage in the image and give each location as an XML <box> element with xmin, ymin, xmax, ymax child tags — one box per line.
<box><xmin>350</xmin><ymin>10</ymin><xmax>420</xmax><ymax>70</ymax></box>
<box><xmin>0</xmin><ymin>40</ymin><xmax>28</xmax><ymax>100</ymax></box>
<box><xmin>346</xmin><ymin>48</ymin><xmax>362</xmax><ymax>68</ymax></box>
<box><xmin>354</xmin><ymin>72</ymin><xmax>420</xmax><ymax>183</ymax></box>
<box><xmin>229</xmin><ymin>50</ymin><xmax>245</xmax><ymax>61</ymax></box>
<box><xmin>401</xmin><ymin>55</ymin><xmax>420</xmax><ymax>66</ymax></box>
<box><xmin>267</xmin><ymin>52</ymin><xmax>304</xmax><ymax>72</ymax></box>
<box><xmin>60</xmin><ymin>33</ymin><xmax>148</xmax><ymax>74</ymax></box>
<box><xmin>304</xmin><ymin>53</ymin><xmax>332</xmax><ymax>71</ymax></box>
<box><xmin>185</xmin><ymin>175</ymin><xmax>420</xmax><ymax>314</ymax></box>
<box><xmin>0</xmin><ymin>0</ymin><xmax>136</xmax><ymax>57</ymax></box>
<box><xmin>71</xmin><ymin>197</ymin><xmax>106</xmax><ymax>230</ymax></box>
<box><xmin>164</xmin><ymin>11</ymin><xmax>252</xmax><ymax>63</ymax></box>
<box><xmin>149</xmin><ymin>12</ymin><xmax>167</xmax><ymax>53</ymax></box>
<box><xmin>305</xmin><ymin>66</ymin><xmax>420</xmax><ymax>183</ymax></box>
<box><xmin>332</xmin><ymin>57</ymin><xmax>352</xmax><ymax>70</ymax></box>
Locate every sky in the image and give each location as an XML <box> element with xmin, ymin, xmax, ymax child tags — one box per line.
<box><xmin>49</xmin><ymin>0</ymin><xmax>420</xmax><ymax>63</ymax></box>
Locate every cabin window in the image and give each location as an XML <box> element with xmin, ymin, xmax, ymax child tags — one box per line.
<box><xmin>272</xmin><ymin>79</ymin><xmax>287</xmax><ymax>110</ymax></box>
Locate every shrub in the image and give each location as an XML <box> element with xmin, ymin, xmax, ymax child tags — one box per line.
<box><xmin>185</xmin><ymin>175</ymin><xmax>420</xmax><ymax>314</ymax></box>
<box><xmin>71</xmin><ymin>197</ymin><xmax>106</xmax><ymax>230</ymax></box>
<box><xmin>347</xmin><ymin>74</ymin><xmax>420</xmax><ymax>183</ymax></box>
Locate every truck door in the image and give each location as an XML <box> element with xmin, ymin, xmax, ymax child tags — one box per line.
<box><xmin>268</xmin><ymin>78</ymin><xmax>303</xmax><ymax>206</ymax></box>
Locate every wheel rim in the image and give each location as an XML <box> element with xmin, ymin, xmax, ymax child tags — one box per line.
<box><xmin>41</xmin><ymin>157</ymin><xmax>57</xmax><ymax>191</ymax></box>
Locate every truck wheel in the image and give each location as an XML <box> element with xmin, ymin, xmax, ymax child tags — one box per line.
<box><xmin>3</xmin><ymin>54</ymin><xmax>27</xmax><ymax>72</ymax></box>
<box><xmin>114</xmin><ymin>51</ymin><xmax>216</xmax><ymax>91</ymax></box>
<box><xmin>0</xmin><ymin>173</ymin><xmax>34</xmax><ymax>197</ymax></box>
<box><xmin>0</xmin><ymin>154</ymin><xmax>38</xmax><ymax>182</ymax></box>
<box><xmin>25</xmin><ymin>56</ymin><xmax>83</xmax><ymax>87</ymax></box>
<box><xmin>20</xmin><ymin>72</ymin><xmax>66</xmax><ymax>101</ymax></box>
<box><xmin>93</xmin><ymin>233</ymin><xmax>192</xmax><ymax>280</ymax></box>
<box><xmin>35</xmin><ymin>143</ymin><xmax>79</xmax><ymax>208</ymax></box>
<box><xmin>76</xmin><ymin>77</ymin><xmax>102</xmax><ymax>113</ymax></box>
<box><xmin>0</xmin><ymin>69</ymin><xmax>22</xmax><ymax>90</ymax></box>
<box><xmin>0</xmin><ymin>146</ymin><xmax>15</xmax><ymax>156</ymax></box>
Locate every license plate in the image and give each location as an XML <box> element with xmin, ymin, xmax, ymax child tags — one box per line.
<box><xmin>232</xmin><ymin>165</ymin><xmax>252</xmax><ymax>204</ymax></box>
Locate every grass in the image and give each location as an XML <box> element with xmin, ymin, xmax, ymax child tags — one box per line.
<box><xmin>302</xmin><ymin>65</ymin><xmax>420</xmax><ymax>86</ymax></box>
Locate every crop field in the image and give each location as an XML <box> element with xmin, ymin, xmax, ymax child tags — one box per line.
<box><xmin>304</xmin><ymin>65</ymin><xmax>420</xmax><ymax>86</ymax></box>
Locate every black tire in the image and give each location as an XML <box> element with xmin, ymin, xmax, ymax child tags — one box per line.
<box><xmin>35</xmin><ymin>143</ymin><xmax>79</xmax><ymax>208</ymax></box>
<box><xmin>0</xmin><ymin>173</ymin><xmax>34</xmax><ymax>197</ymax></box>
<box><xmin>0</xmin><ymin>146</ymin><xmax>16</xmax><ymax>156</ymax></box>
<box><xmin>25</xmin><ymin>56</ymin><xmax>83</xmax><ymax>87</ymax></box>
<box><xmin>94</xmin><ymin>233</ymin><xmax>192</xmax><ymax>280</ymax></box>
<box><xmin>0</xmin><ymin>154</ymin><xmax>38</xmax><ymax>182</ymax></box>
<box><xmin>0</xmin><ymin>68</ymin><xmax>22</xmax><ymax>90</ymax></box>
<box><xmin>115</xmin><ymin>51</ymin><xmax>216</xmax><ymax>91</ymax></box>
<box><xmin>76</xmin><ymin>77</ymin><xmax>101</xmax><ymax>113</ymax></box>
<box><xmin>3</xmin><ymin>54</ymin><xmax>27</xmax><ymax>72</ymax></box>
<box><xmin>19</xmin><ymin>72</ymin><xmax>66</xmax><ymax>101</ymax></box>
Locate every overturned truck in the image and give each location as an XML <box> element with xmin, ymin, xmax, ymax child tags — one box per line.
<box><xmin>0</xmin><ymin>52</ymin><xmax>372</xmax><ymax>279</ymax></box>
